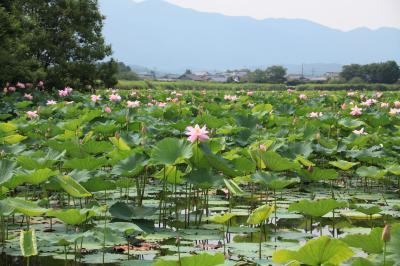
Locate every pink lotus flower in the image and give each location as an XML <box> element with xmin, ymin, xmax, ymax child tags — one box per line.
<box><xmin>109</xmin><ymin>94</ymin><xmax>121</xmax><ymax>102</ymax></box>
<box><xmin>259</xmin><ymin>144</ymin><xmax>267</xmax><ymax>151</ymax></box>
<box><xmin>185</xmin><ymin>124</ymin><xmax>209</xmax><ymax>143</ymax></box>
<box><xmin>91</xmin><ymin>95</ymin><xmax>101</xmax><ymax>103</ymax></box>
<box><xmin>176</xmin><ymin>93</ymin><xmax>183</xmax><ymax>97</ymax></box>
<box><xmin>389</xmin><ymin>108</ymin><xmax>400</xmax><ymax>115</ymax></box>
<box><xmin>309</xmin><ymin>112</ymin><xmax>323</xmax><ymax>118</ymax></box>
<box><xmin>350</xmin><ymin>106</ymin><xmax>362</xmax><ymax>116</ymax></box>
<box><xmin>157</xmin><ymin>102</ymin><xmax>167</xmax><ymax>107</ymax></box>
<box><xmin>171</xmin><ymin>98</ymin><xmax>179</xmax><ymax>103</ymax></box>
<box><xmin>375</xmin><ymin>92</ymin><xmax>383</xmax><ymax>98</ymax></box>
<box><xmin>347</xmin><ymin>92</ymin><xmax>356</xmax><ymax>97</ymax></box>
<box><xmin>353</xmin><ymin>128</ymin><xmax>367</xmax><ymax>135</ymax></box>
<box><xmin>394</xmin><ymin>101</ymin><xmax>400</xmax><ymax>108</ymax></box>
<box><xmin>104</xmin><ymin>106</ymin><xmax>111</xmax><ymax>113</ymax></box>
<box><xmin>38</xmin><ymin>81</ymin><xmax>44</xmax><ymax>88</ymax></box>
<box><xmin>127</xmin><ymin>100</ymin><xmax>140</xmax><ymax>108</ymax></box>
<box><xmin>46</xmin><ymin>100</ymin><xmax>57</xmax><ymax>105</ymax></box>
<box><xmin>299</xmin><ymin>94</ymin><xmax>307</xmax><ymax>100</ymax></box>
<box><xmin>58</xmin><ymin>90</ymin><xmax>68</xmax><ymax>97</ymax></box>
<box><xmin>26</xmin><ymin>111</ymin><xmax>38</xmax><ymax>119</ymax></box>
<box><xmin>65</xmin><ymin>87</ymin><xmax>73</xmax><ymax>94</ymax></box>
<box><xmin>361</xmin><ymin>99</ymin><xmax>377</xmax><ymax>107</ymax></box>
<box><xmin>224</xmin><ymin>95</ymin><xmax>238</xmax><ymax>101</ymax></box>
<box><xmin>147</xmin><ymin>103</ymin><xmax>154</xmax><ymax>107</ymax></box>
<box><xmin>8</xmin><ymin>86</ymin><xmax>16</xmax><ymax>92</ymax></box>
<box><xmin>380</xmin><ymin>102</ymin><xmax>389</xmax><ymax>108</ymax></box>
<box><xmin>247</xmin><ymin>91</ymin><xmax>254</xmax><ymax>96</ymax></box>
<box><xmin>287</xmin><ymin>88</ymin><xmax>295</xmax><ymax>93</ymax></box>
<box><xmin>341</xmin><ymin>103</ymin><xmax>347</xmax><ymax>110</ymax></box>
<box><xmin>16</xmin><ymin>82</ymin><xmax>25</xmax><ymax>89</ymax></box>
<box><xmin>24</xmin><ymin>94</ymin><xmax>33</xmax><ymax>101</ymax></box>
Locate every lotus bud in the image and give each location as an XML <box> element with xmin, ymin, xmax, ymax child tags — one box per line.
<box><xmin>175</xmin><ymin>235</ymin><xmax>181</xmax><ymax>245</ymax></box>
<box><xmin>382</xmin><ymin>224</ymin><xmax>391</xmax><ymax>242</ymax></box>
<box><xmin>259</xmin><ymin>144</ymin><xmax>267</xmax><ymax>152</ymax></box>
<box><xmin>115</xmin><ymin>132</ymin><xmax>120</xmax><ymax>140</ymax></box>
<box><xmin>141</xmin><ymin>125</ymin><xmax>147</xmax><ymax>135</ymax></box>
<box><xmin>307</xmin><ymin>166</ymin><xmax>314</xmax><ymax>173</ymax></box>
<box><xmin>315</xmin><ymin>132</ymin><xmax>321</xmax><ymax>141</ymax></box>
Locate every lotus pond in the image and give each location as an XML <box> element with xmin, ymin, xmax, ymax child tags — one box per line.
<box><xmin>0</xmin><ymin>87</ymin><xmax>400</xmax><ymax>266</ymax></box>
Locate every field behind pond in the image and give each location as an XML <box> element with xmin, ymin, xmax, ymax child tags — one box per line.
<box><xmin>0</xmin><ymin>87</ymin><xmax>400</xmax><ymax>266</ymax></box>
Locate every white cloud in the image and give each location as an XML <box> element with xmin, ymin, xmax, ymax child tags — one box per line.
<box><xmin>166</xmin><ymin>0</ymin><xmax>400</xmax><ymax>31</ymax></box>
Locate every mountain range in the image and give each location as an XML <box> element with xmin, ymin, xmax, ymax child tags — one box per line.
<box><xmin>99</xmin><ymin>0</ymin><xmax>400</xmax><ymax>74</ymax></box>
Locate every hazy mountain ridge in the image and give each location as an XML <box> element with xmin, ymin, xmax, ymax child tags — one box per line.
<box><xmin>99</xmin><ymin>0</ymin><xmax>400</xmax><ymax>73</ymax></box>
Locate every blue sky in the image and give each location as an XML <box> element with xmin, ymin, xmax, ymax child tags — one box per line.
<box><xmin>131</xmin><ymin>0</ymin><xmax>400</xmax><ymax>31</ymax></box>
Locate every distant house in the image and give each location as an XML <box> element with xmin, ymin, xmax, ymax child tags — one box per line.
<box><xmin>286</xmin><ymin>74</ymin><xmax>305</xmax><ymax>81</ymax></box>
<box><xmin>209</xmin><ymin>74</ymin><xmax>229</xmax><ymax>83</ymax></box>
<box><xmin>158</xmin><ymin>74</ymin><xmax>180</xmax><ymax>82</ymax></box>
<box><xmin>324</xmin><ymin>72</ymin><xmax>341</xmax><ymax>80</ymax></box>
<box><xmin>178</xmin><ymin>73</ymin><xmax>210</xmax><ymax>82</ymax></box>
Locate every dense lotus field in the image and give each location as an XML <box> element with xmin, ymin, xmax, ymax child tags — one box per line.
<box><xmin>1</xmin><ymin>85</ymin><xmax>400</xmax><ymax>266</ymax></box>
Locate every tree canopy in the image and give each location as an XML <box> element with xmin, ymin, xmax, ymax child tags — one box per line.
<box><xmin>0</xmin><ymin>0</ymin><xmax>118</xmax><ymax>89</ymax></box>
<box><xmin>340</xmin><ymin>61</ymin><xmax>400</xmax><ymax>84</ymax></box>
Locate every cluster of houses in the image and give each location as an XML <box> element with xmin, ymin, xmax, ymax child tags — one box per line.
<box><xmin>139</xmin><ymin>70</ymin><xmax>249</xmax><ymax>83</ymax></box>
<box><xmin>138</xmin><ymin>70</ymin><xmax>341</xmax><ymax>83</ymax></box>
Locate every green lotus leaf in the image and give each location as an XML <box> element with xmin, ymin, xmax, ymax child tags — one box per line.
<box><xmin>185</xmin><ymin>168</ymin><xmax>221</xmax><ymax>189</ymax></box>
<box><xmin>288</xmin><ymin>198</ymin><xmax>347</xmax><ymax>218</ymax></box>
<box><xmin>207</xmin><ymin>213</ymin><xmax>236</xmax><ymax>224</ymax></box>
<box><xmin>1</xmin><ymin>134</ymin><xmax>27</xmax><ymax>144</ymax></box>
<box><xmin>351</xmin><ymin>258</ymin><xmax>376</xmax><ymax>266</ymax></box>
<box><xmin>341</xmin><ymin>227</ymin><xmax>383</xmax><ymax>254</ymax></box>
<box><xmin>109</xmin><ymin>202</ymin><xmax>158</xmax><ymax>221</ymax></box>
<box><xmin>6</xmin><ymin>168</ymin><xmax>59</xmax><ymax>188</ymax></box>
<box><xmin>111</xmin><ymin>153</ymin><xmax>147</xmax><ymax>177</ymax></box>
<box><xmin>47</xmin><ymin>208</ymin><xmax>96</xmax><ymax>225</ymax></box>
<box><xmin>153</xmin><ymin>252</ymin><xmax>225</xmax><ymax>266</ymax></box>
<box><xmin>154</xmin><ymin>166</ymin><xmax>184</xmax><ymax>184</ymax></box>
<box><xmin>253</xmin><ymin>171</ymin><xmax>299</xmax><ymax>190</ymax></box>
<box><xmin>301</xmin><ymin>167</ymin><xmax>339</xmax><ymax>181</ymax></box>
<box><xmin>20</xmin><ymin>229</ymin><xmax>38</xmax><ymax>257</ymax></box>
<box><xmin>329</xmin><ymin>160</ymin><xmax>360</xmax><ymax>171</ymax></box>
<box><xmin>151</xmin><ymin>138</ymin><xmax>192</xmax><ymax>166</ymax></box>
<box><xmin>355</xmin><ymin>205</ymin><xmax>382</xmax><ymax>216</ymax></box>
<box><xmin>0</xmin><ymin>199</ymin><xmax>15</xmax><ymax>216</ymax></box>
<box><xmin>63</xmin><ymin>156</ymin><xmax>108</xmax><ymax>170</ymax></box>
<box><xmin>295</xmin><ymin>155</ymin><xmax>315</xmax><ymax>167</ymax></box>
<box><xmin>247</xmin><ymin>204</ymin><xmax>275</xmax><ymax>225</ymax></box>
<box><xmin>82</xmin><ymin>176</ymin><xmax>116</xmax><ymax>192</ymax></box>
<box><xmin>223</xmin><ymin>179</ymin><xmax>245</xmax><ymax>196</ymax></box>
<box><xmin>272</xmin><ymin>236</ymin><xmax>354</xmax><ymax>266</ymax></box>
<box><xmin>17</xmin><ymin>149</ymin><xmax>65</xmax><ymax>170</ymax></box>
<box><xmin>0</xmin><ymin>159</ymin><xmax>17</xmax><ymax>186</ymax></box>
<box><xmin>356</xmin><ymin>166</ymin><xmax>387</xmax><ymax>179</ymax></box>
<box><xmin>110</xmin><ymin>136</ymin><xmax>131</xmax><ymax>151</ymax></box>
<box><xmin>53</xmin><ymin>175</ymin><xmax>92</xmax><ymax>198</ymax></box>
<box><xmin>7</xmin><ymin>198</ymin><xmax>47</xmax><ymax>216</ymax></box>
<box><xmin>200</xmin><ymin>143</ymin><xmax>242</xmax><ymax>177</ymax></box>
<box><xmin>0</xmin><ymin>122</ymin><xmax>17</xmax><ymax>133</ymax></box>
<box><xmin>261</xmin><ymin>151</ymin><xmax>300</xmax><ymax>172</ymax></box>
<box><xmin>338</xmin><ymin>118</ymin><xmax>365</xmax><ymax>129</ymax></box>
<box><xmin>82</xmin><ymin>141</ymin><xmax>113</xmax><ymax>154</ymax></box>
<box><xmin>386</xmin><ymin>165</ymin><xmax>400</xmax><ymax>176</ymax></box>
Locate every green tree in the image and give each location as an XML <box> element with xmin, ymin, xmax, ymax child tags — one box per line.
<box><xmin>0</xmin><ymin>2</ymin><xmax>43</xmax><ymax>85</ymax></box>
<box><xmin>340</xmin><ymin>64</ymin><xmax>365</xmax><ymax>82</ymax></box>
<box><xmin>116</xmin><ymin>62</ymin><xmax>139</xmax><ymax>81</ymax></box>
<box><xmin>0</xmin><ymin>0</ymin><xmax>117</xmax><ymax>89</ymax></box>
<box><xmin>265</xmin><ymin>65</ymin><xmax>287</xmax><ymax>83</ymax></box>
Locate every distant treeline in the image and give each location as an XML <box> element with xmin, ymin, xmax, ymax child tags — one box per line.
<box><xmin>116</xmin><ymin>80</ymin><xmax>400</xmax><ymax>91</ymax></box>
<box><xmin>340</xmin><ymin>61</ymin><xmax>400</xmax><ymax>84</ymax></box>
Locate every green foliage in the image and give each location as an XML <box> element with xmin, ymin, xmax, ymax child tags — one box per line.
<box><xmin>20</xmin><ymin>229</ymin><xmax>38</xmax><ymax>257</ymax></box>
<box><xmin>273</xmin><ymin>236</ymin><xmax>354</xmax><ymax>266</ymax></box>
<box><xmin>340</xmin><ymin>61</ymin><xmax>400</xmax><ymax>84</ymax></box>
<box><xmin>288</xmin><ymin>199</ymin><xmax>347</xmax><ymax>217</ymax></box>
<box><xmin>0</xmin><ymin>0</ymin><xmax>117</xmax><ymax>88</ymax></box>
